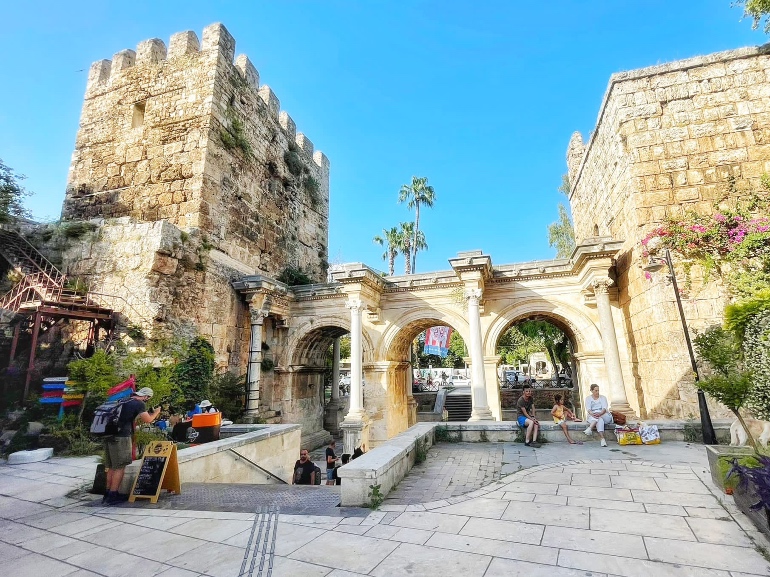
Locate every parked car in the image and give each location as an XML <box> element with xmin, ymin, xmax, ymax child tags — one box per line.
<box><xmin>447</xmin><ymin>375</ymin><xmax>471</xmax><ymax>387</ymax></box>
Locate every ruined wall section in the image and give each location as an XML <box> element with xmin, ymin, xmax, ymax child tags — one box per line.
<box><xmin>569</xmin><ymin>45</ymin><xmax>770</xmax><ymax>418</ymax></box>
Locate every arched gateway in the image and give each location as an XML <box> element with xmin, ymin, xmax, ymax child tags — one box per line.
<box><xmin>233</xmin><ymin>239</ymin><xmax>638</xmax><ymax>449</ymax></box>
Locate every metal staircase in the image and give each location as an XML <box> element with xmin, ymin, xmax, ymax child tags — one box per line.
<box><xmin>0</xmin><ymin>224</ymin><xmax>117</xmax><ymax>400</ymax></box>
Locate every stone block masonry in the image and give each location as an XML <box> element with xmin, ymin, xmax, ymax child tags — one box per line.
<box><xmin>59</xmin><ymin>23</ymin><xmax>330</xmax><ymax>368</ymax></box>
<box><xmin>567</xmin><ymin>45</ymin><xmax>770</xmax><ymax>419</ymax></box>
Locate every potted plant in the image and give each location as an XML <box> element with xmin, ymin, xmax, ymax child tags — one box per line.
<box><xmin>694</xmin><ymin>326</ymin><xmax>760</xmax><ymax>491</ymax></box>
<box><xmin>727</xmin><ymin>455</ymin><xmax>770</xmax><ymax>539</ymax></box>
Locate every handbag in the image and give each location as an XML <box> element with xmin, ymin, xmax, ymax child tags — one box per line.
<box><xmin>610</xmin><ymin>410</ymin><xmax>627</xmax><ymax>426</ymax></box>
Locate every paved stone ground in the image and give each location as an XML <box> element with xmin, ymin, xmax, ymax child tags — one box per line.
<box><xmin>2</xmin><ymin>443</ymin><xmax>770</xmax><ymax>577</ymax></box>
<box><xmin>385</xmin><ymin>442</ymin><xmax>503</xmax><ymax>504</ymax></box>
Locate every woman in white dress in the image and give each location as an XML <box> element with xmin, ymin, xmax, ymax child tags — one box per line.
<box><xmin>584</xmin><ymin>384</ymin><xmax>613</xmax><ymax>447</ymax></box>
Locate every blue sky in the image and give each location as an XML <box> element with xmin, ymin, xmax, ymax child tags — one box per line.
<box><xmin>0</xmin><ymin>1</ymin><xmax>764</xmax><ymax>273</ymax></box>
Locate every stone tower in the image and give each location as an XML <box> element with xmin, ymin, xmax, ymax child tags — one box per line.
<box><xmin>568</xmin><ymin>45</ymin><xmax>770</xmax><ymax>418</ymax></box>
<box><xmin>60</xmin><ymin>23</ymin><xmax>330</xmax><ymax>367</ymax></box>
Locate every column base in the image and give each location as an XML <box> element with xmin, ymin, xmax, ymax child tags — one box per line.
<box><xmin>610</xmin><ymin>402</ymin><xmax>637</xmax><ymax>420</ymax></box>
<box><xmin>341</xmin><ymin>415</ymin><xmax>370</xmax><ymax>455</ymax></box>
<box><xmin>324</xmin><ymin>400</ymin><xmax>345</xmax><ymax>436</ymax></box>
<box><xmin>242</xmin><ymin>410</ymin><xmax>260</xmax><ymax>424</ymax></box>
<box><xmin>468</xmin><ymin>407</ymin><xmax>495</xmax><ymax>421</ymax></box>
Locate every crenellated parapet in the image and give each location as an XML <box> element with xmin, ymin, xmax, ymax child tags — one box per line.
<box><xmin>67</xmin><ymin>21</ymin><xmax>330</xmax><ymax>289</ymax></box>
<box><xmin>84</xmin><ymin>23</ymin><xmax>327</xmax><ymax>173</ymax></box>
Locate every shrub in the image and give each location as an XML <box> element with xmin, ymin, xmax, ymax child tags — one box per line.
<box><xmin>211</xmin><ymin>371</ymin><xmax>246</xmax><ymax>420</ymax></box>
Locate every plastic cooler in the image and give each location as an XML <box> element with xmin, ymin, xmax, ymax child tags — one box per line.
<box><xmin>190</xmin><ymin>412</ymin><xmax>222</xmax><ymax>443</ymax></box>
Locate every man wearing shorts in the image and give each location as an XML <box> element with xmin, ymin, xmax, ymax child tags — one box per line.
<box><xmin>325</xmin><ymin>439</ymin><xmax>339</xmax><ymax>486</ymax></box>
<box><xmin>516</xmin><ymin>384</ymin><xmax>541</xmax><ymax>448</ymax></box>
<box><xmin>104</xmin><ymin>387</ymin><xmax>160</xmax><ymax>504</ymax></box>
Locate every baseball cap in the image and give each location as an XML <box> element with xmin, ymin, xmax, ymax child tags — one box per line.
<box><xmin>135</xmin><ymin>387</ymin><xmax>154</xmax><ymax>398</ymax></box>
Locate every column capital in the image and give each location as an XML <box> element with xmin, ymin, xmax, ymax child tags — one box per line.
<box><xmin>249</xmin><ymin>306</ymin><xmax>269</xmax><ymax>325</ymax></box>
<box><xmin>345</xmin><ymin>298</ymin><xmax>366</xmax><ymax>312</ymax></box>
<box><xmin>591</xmin><ymin>277</ymin><xmax>614</xmax><ymax>295</ymax></box>
<box><xmin>464</xmin><ymin>287</ymin><xmax>483</xmax><ymax>303</ymax></box>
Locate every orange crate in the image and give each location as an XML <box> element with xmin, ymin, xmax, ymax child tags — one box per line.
<box><xmin>192</xmin><ymin>412</ymin><xmax>222</xmax><ymax>427</ymax></box>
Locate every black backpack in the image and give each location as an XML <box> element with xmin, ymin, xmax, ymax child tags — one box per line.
<box><xmin>313</xmin><ymin>464</ymin><xmax>322</xmax><ymax>485</ymax></box>
<box><xmin>90</xmin><ymin>399</ymin><xmax>130</xmax><ymax>437</ymax></box>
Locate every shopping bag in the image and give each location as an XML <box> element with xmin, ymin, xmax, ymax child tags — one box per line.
<box><xmin>615</xmin><ymin>426</ymin><xmax>642</xmax><ymax>445</ymax></box>
<box><xmin>640</xmin><ymin>424</ymin><xmax>661</xmax><ymax>445</ymax></box>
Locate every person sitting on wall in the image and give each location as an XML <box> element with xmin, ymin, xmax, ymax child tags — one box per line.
<box><xmin>334</xmin><ymin>454</ymin><xmax>350</xmax><ymax>486</ymax></box>
<box><xmin>351</xmin><ymin>445</ymin><xmax>366</xmax><ymax>460</ymax></box>
<box><xmin>584</xmin><ymin>384</ymin><xmax>613</xmax><ymax>447</ymax></box>
<box><xmin>516</xmin><ymin>384</ymin><xmax>541</xmax><ymax>448</ymax></box>
<box><xmin>551</xmin><ymin>394</ymin><xmax>581</xmax><ymax>445</ymax></box>
<box><xmin>199</xmin><ymin>400</ymin><xmax>217</xmax><ymax>414</ymax></box>
<box><xmin>292</xmin><ymin>449</ymin><xmax>316</xmax><ymax>485</ymax></box>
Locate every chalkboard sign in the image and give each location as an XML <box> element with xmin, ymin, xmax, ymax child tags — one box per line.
<box><xmin>128</xmin><ymin>441</ymin><xmax>180</xmax><ymax>504</ymax></box>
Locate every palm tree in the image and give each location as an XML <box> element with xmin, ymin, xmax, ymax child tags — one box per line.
<box><xmin>398</xmin><ymin>222</ymin><xmax>427</xmax><ymax>275</ymax></box>
<box><xmin>398</xmin><ymin>176</ymin><xmax>435</xmax><ymax>273</ymax></box>
<box><xmin>399</xmin><ymin>222</ymin><xmax>414</xmax><ymax>274</ymax></box>
<box><xmin>373</xmin><ymin>227</ymin><xmax>402</xmax><ymax>276</ymax></box>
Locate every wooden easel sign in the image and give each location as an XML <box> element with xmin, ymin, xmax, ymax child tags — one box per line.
<box><xmin>128</xmin><ymin>441</ymin><xmax>181</xmax><ymax>504</ymax></box>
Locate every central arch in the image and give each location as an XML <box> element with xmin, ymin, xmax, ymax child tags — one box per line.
<box><xmin>485</xmin><ymin>298</ymin><xmax>605</xmax><ymax>414</ymax></box>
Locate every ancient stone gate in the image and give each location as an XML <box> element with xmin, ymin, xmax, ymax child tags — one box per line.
<box><xmin>234</xmin><ymin>241</ymin><xmax>637</xmax><ymax>449</ymax></box>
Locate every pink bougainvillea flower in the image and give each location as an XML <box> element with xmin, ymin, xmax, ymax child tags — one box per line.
<box><xmin>644</xmin><ymin>271</ymin><xmax>652</xmax><ymax>281</ymax></box>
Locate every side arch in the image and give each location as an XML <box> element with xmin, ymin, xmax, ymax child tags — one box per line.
<box><xmin>285</xmin><ymin>316</ymin><xmax>375</xmax><ymax>366</ymax></box>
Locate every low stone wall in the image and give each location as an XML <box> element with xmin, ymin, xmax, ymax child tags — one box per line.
<box><xmin>436</xmin><ymin>419</ymin><xmax>732</xmax><ymax>443</ymax></box>
<box><xmin>337</xmin><ymin>422</ymin><xmax>436</xmax><ymax>506</ymax></box>
<box><xmin>119</xmin><ymin>424</ymin><xmax>301</xmax><ymax>493</ymax></box>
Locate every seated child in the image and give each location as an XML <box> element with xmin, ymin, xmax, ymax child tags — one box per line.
<box><xmin>552</xmin><ymin>394</ymin><xmax>582</xmax><ymax>445</ymax></box>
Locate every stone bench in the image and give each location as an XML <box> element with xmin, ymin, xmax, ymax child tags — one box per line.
<box><xmin>337</xmin><ymin>422</ymin><xmax>436</xmax><ymax>506</ymax></box>
<box><xmin>434</xmin><ymin>419</ymin><xmax>733</xmax><ymax>443</ymax></box>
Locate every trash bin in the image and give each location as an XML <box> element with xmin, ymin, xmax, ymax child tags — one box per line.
<box><xmin>191</xmin><ymin>412</ymin><xmax>222</xmax><ymax>444</ymax></box>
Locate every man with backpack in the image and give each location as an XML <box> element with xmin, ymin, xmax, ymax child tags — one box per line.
<box><xmin>292</xmin><ymin>448</ymin><xmax>317</xmax><ymax>485</ymax></box>
<box><xmin>103</xmin><ymin>387</ymin><xmax>160</xmax><ymax>504</ymax></box>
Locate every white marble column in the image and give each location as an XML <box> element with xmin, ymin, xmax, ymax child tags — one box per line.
<box><xmin>245</xmin><ymin>307</ymin><xmax>268</xmax><ymax>418</ymax></box>
<box><xmin>466</xmin><ymin>288</ymin><xmax>494</xmax><ymax>421</ymax></box>
<box><xmin>341</xmin><ymin>298</ymin><xmax>370</xmax><ymax>451</ymax></box>
<box><xmin>332</xmin><ymin>337</ymin><xmax>341</xmax><ymax>402</ymax></box>
<box><xmin>592</xmin><ymin>278</ymin><xmax>632</xmax><ymax>413</ymax></box>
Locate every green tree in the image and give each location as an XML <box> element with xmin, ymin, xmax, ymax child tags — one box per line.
<box><xmin>373</xmin><ymin>226</ymin><xmax>402</xmax><ymax>276</ymax></box>
<box><xmin>173</xmin><ymin>336</ymin><xmax>215</xmax><ymax>407</ymax></box>
<box><xmin>548</xmin><ymin>175</ymin><xmax>575</xmax><ymax>258</ymax></box>
<box><xmin>398</xmin><ymin>176</ymin><xmax>435</xmax><ymax>273</ymax></box>
<box><xmin>497</xmin><ymin>325</ymin><xmax>543</xmax><ymax>365</ymax></box>
<box><xmin>517</xmin><ymin>320</ymin><xmax>570</xmax><ymax>375</ymax></box>
<box><xmin>736</xmin><ymin>0</ymin><xmax>770</xmax><ymax>32</ymax></box>
<box><xmin>0</xmin><ymin>159</ymin><xmax>31</xmax><ymax>223</ymax></box>
<box><xmin>443</xmin><ymin>331</ymin><xmax>467</xmax><ymax>369</ymax></box>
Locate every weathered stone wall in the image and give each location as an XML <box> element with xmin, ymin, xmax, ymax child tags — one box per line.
<box><xmin>568</xmin><ymin>45</ymin><xmax>770</xmax><ymax>418</ymax></box>
<box><xmin>60</xmin><ymin>23</ymin><xmax>330</xmax><ymax>369</ymax></box>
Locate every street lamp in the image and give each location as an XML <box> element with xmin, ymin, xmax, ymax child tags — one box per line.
<box><xmin>644</xmin><ymin>249</ymin><xmax>717</xmax><ymax>444</ymax></box>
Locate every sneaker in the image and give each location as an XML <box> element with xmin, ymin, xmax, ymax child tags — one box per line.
<box><xmin>529</xmin><ymin>442</ymin><xmax>542</xmax><ymax>448</ymax></box>
<box><xmin>524</xmin><ymin>441</ymin><xmax>531</xmax><ymax>447</ymax></box>
<box><xmin>600</xmin><ymin>438</ymin><xmax>607</xmax><ymax>447</ymax></box>
<box><xmin>584</xmin><ymin>427</ymin><xmax>592</xmax><ymax>436</ymax></box>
